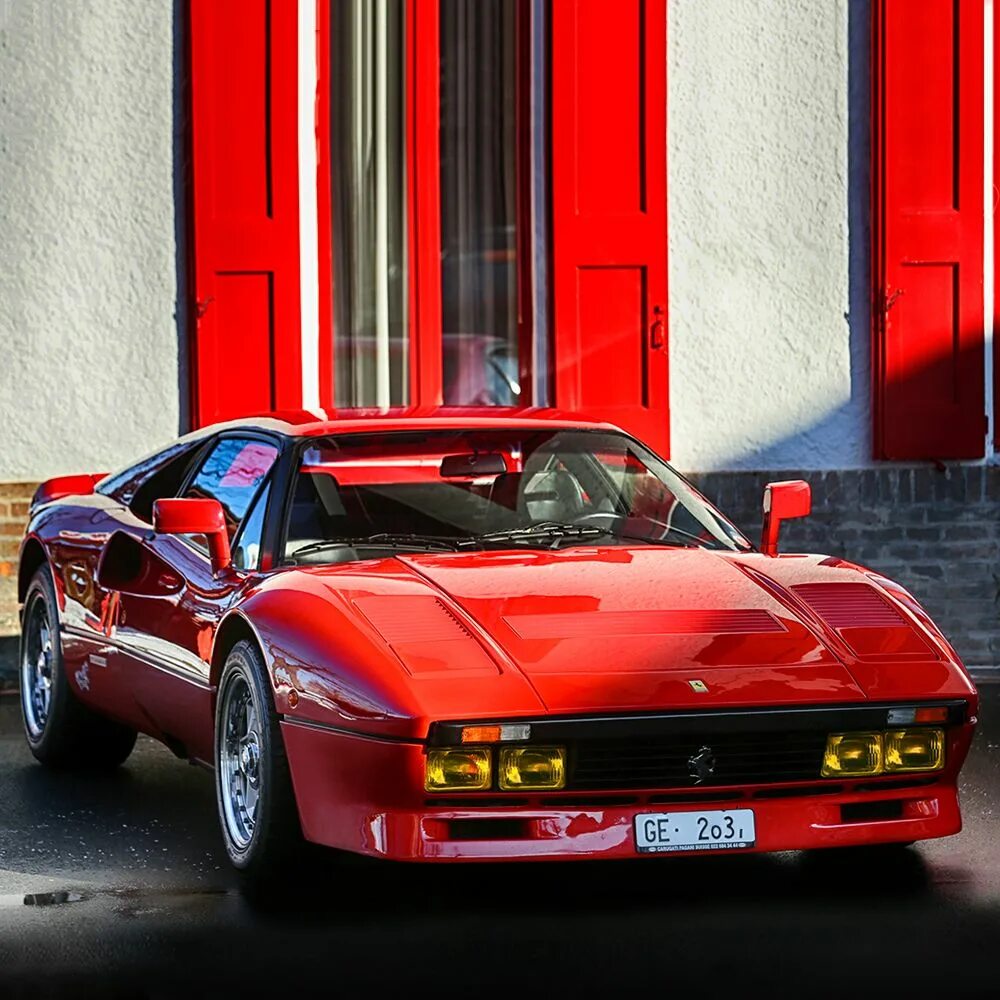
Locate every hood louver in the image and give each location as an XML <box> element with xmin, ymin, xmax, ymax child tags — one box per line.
<box><xmin>791</xmin><ymin>582</ymin><xmax>934</xmax><ymax>660</ymax></box>
<box><xmin>791</xmin><ymin>583</ymin><xmax>906</xmax><ymax>629</ymax></box>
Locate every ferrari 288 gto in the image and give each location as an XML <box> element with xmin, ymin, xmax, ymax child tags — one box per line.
<box><xmin>18</xmin><ymin>410</ymin><xmax>978</xmax><ymax>878</ymax></box>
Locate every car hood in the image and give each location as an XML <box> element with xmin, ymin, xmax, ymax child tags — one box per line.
<box><xmin>391</xmin><ymin>546</ymin><xmax>967</xmax><ymax>714</ymax></box>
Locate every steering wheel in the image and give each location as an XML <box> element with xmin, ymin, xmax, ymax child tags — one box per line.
<box><xmin>572</xmin><ymin>511</ymin><xmax>623</xmax><ymax>529</ymax></box>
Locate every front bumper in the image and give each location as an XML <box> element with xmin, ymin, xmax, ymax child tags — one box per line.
<box><xmin>281</xmin><ymin>719</ymin><xmax>968</xmax><ymax>862</ymax></box>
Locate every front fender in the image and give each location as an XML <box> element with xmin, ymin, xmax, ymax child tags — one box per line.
<box><xmin>222</xmin><ymin>564</ymin><xmax>545</xmax><ymax>741</ymax></box>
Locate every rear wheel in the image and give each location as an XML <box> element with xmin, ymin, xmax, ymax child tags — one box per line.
<box><xmin>20</xmin><ymin>567</ymin><xmax>136</xmax><ymax>768</ymax></box>
<box><xmin>214</xmin><ymin>639</ymin><xmax>306</xmax><ymax>884</ymax></box>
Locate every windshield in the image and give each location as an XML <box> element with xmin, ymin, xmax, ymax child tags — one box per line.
<box><xmin>282</xmin><ymin>427</ymin><xmax>751</xmax><ymax>564</ymax></box>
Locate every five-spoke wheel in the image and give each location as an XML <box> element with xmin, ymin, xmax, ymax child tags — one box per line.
<box><xmin>214</xmin><ymin>639</ymin><xmax>305</xmax><ymax>882</ymax></box>
<box><xmin>20</xmin><ymin>594</ymin><xmax>53</xmax><ymax>740</ymax></box>
<box><xmin>219</xmin><ymin>673</ymin><xmax>262</xmax><ymax>850</ymax></box>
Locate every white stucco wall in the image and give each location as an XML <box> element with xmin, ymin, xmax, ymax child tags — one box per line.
<box><xmin>668</xmin><ymin>0</ymin><xmax>870</xmax><ymax>471</ymax></box>
<box><xmin>0</xmin><ymin>0</ymin><xmax>181</xmax><ymax>481</ymax></box>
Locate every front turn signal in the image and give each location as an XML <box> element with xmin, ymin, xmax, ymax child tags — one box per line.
<box><xmin>821</xmin><ymin>732</ymin><xmax>884</xmax><ymax>777</ymax></box>
<box><xmin>885</xmin><ymin>728</ymin><xmax>945</xmax><ymax>772</ymax></box>
<box><xmin>498</xmin><ymin>746</ymin><xmax>566</xmax><ymax>790</ymax></box>
<box><xmin>425</xmin><ymin>748</ymin><xmax>491</xmax><ymax>791</ymax></box>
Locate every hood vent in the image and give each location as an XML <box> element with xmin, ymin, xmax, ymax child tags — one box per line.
<box><xmin>354</xmin><ymin>596</ymin><xmax>473</xmax><ymax>643</ymax></box>
<box><xmin>503</xmin><ymin>608</ymin><xmax>784</xmax><ymax>640</ymax></box>
<box><xmin>791</xmin><ymin>583</ymin><xmax>906</xmax><ymax>629</ymax></box>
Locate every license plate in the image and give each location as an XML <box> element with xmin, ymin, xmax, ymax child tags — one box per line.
<box><xmin>634</xmin><ymin>809</ymin><xmax>755</xmax><ymax>854</ymax></box>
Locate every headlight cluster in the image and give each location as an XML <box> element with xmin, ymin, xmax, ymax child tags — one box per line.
<box><xmin>425</xmin><ymin>746</ymin><xmax>566</xmax><ymax>792</ymax></box>
<box><xmin>821</xmin><ymin>729</ymin><xmax>945</xmax><ymax>777</ymax></box>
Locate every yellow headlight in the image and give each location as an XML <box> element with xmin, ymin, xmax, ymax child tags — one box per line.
<box><xmin>885</xmin><ymin>728</ymin><xmax>945</xmax><ymax>772</ymax></box>
<box><xmin>424</xmin><ymin>748</ymin><xmax>491</xmax><ymax>791</ymax></box>
<box><xmin>498</xmin><ymin>746</ymin><xmax>566</xmax><ymax>790</ymax></box>
<box><xmin>821</xmin><ymin>732</ymin><xmax>884</xmax><ymax>777</ymax></box>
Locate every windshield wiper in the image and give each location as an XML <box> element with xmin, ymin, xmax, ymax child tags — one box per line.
<box><xmin>469</xmin><ymin>522</ymin><xmax>613</xmax><ymax>549</ymax></box>
<box><xmin>290</xmin><ymin>533</ymin><xmax>463</xmax><ymax>559</ymax></box>
<box><xmin>474</xmin><ymin>521</ymin><xmax>710</xmax><ymax>550</ymax></box>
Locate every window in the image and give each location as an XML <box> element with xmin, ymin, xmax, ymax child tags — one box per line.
<box><xmin>183</xmin><ymin>437</ymin><xmax>279</xmax><ymax>544</ymax></box>
<box><xmin>282</xmin><ymin>427</ymin><xmax>747</xmax><ymax>565</ymax></box>
<box><xmin>105</xmin><ymin>442</ymin><xmax>202</xmax><ymax>523</ymax></box>
<box><xmin>188</xmin><ymin>2</ymin><xmax>670</xmax><ymax>453</ymax></box>
<box><xmin>328</xmin><ymin>0</ymin><xmax>534</xmax><ymax>409</ymax></box>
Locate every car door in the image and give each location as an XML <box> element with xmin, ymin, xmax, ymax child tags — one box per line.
<box><xmin>48</xmin><ymin>439</ymin><xmax>205</xmax><ymax>732</ymax></box>
<box><xmin>112</xmin><ymin>434</ymin><xmax>280</xmax><ymax>762</ymax></box>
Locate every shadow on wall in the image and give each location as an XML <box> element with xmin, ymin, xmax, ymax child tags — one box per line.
<box><xmin>686</xmin><ymin>337</ymin><xmax>998</xmax><ymax>669</ymax></box>
<box><xmin>685</xmin><ymin>2</ymin><xmax>1000</xmax><ymax>668</ymax></box>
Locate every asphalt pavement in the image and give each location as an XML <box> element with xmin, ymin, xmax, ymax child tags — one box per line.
<box><xmin>0</xmin><ymin>684</ymin><xmax>998</xmax><ymax>997</ymax></box>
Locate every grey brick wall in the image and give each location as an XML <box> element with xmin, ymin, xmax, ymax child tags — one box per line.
<box><xmin>686</xmin><ymin>467</ymin><xmax>1000</xmax><ymax>669</ymax></box>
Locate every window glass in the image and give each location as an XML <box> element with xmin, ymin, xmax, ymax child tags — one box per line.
<box><xmin>183</xmin><ymin>438</ymin><xmax>279</xmax><ymax>543</ymax></box>
<box><xmin>439</xmin><ymin>0</ymin><xmax>523</xmax><ymax>406</ymax></box>
<box><xmin>330</xmin><ymin>0</ymin><xmax>409</xmax><ymax>407</ymax></box>
<box><xmin>232</xmin><ymin>477</ymin><xmax>271</xmax><ymax>571</ymax></box>
<box><xmin>282</xmin><ymin>428</ymin><xmax>749</xmax><ymax>565</ymax></box>
<box><xmin>123</xmin><ymin>444</ymin><xmax>201</xmax><ymax>523</ymax></box>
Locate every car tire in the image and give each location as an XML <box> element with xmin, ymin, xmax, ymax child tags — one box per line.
<box><xmin>214</xmin><ymin>639</ymin><xmax>306</xmax><ymax>886</ymax></box>
<box><xmin>20</xmin><ymin>566</ymin><xmax>137</xmax><ymax>769</ymax></box>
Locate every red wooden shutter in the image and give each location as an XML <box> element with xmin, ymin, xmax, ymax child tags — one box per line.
<box><xmin>189</xmin><ymin>0</ymin><xmax>301</xmax><ymax>427</ymax></box>
<box><xmin>406</xmin><ymin>0</ymin><xmax>444</xmax><ymax>408</ymax></box>
<box><xmin>551</xmin><ymin>0</ymin><xmax>669</xmax><ymax>455</ymax></box>
<box><xmin>874</xmin><ymin>0</ymin><xmax>984</xmax><ymax>460</ymax></box>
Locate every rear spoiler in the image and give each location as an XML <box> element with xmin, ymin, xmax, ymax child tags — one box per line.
<box><xmin>31</xmin><ymin>473</ymin><xmax>108</xmax><ymax>510</ymax></box>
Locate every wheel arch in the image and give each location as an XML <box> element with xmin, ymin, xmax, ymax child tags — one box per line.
<box><xmin>211</xmin><ymin>611</ymin><xmax>268</xmax><ymax>702</ymax></box>
<box><xmin>18</xmin><ymin>536</ymin><xmax>48</xmax><ymax>606</ymax></box>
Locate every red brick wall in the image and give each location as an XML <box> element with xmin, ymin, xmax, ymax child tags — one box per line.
<box><xmin>0</xmin><ymin>484</ymin><xmax>37</xmax><ymax>575</ymax></box>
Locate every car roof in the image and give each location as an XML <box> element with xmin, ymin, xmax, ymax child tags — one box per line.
<box><xmin>183</xmin><ymin>407</ymin><xmax>621</xmax><ymax>442</ymax></box>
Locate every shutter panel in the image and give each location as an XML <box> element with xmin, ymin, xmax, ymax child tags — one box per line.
<box><xmin>551</xmin><ymin>0</ymin><xmax>669</xmax><ymax>455</ymax></box>
<box><xmin>189</xmin><ymin>0</ymin><xmax>301</xmax><ymax>426</ymax></box>
<box><xmin>874</xmin><ymin>0</ymin><xmax>984</xmax><ymax>460</ymax></box>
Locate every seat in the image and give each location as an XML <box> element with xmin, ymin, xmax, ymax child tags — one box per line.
<box><xmin>519</xmin><ymin>470</ymin><xmax>586</xmax><ymax>523</ymax></box>
<box><xmin>286</xmin><ymin>471</ymin><xmax>350</xmax><ymax>555</ymax></box>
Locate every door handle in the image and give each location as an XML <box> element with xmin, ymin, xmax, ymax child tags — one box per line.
<box><xmin>650</xmin><ymin>305</ymin><xmax>666</xmax><ymax>351</ymax></box>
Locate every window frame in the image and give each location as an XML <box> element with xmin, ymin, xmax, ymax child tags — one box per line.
<box><xmin>231</xmin><ymin>469</ymin><xmax>275</xmax><ymax>572</ymax></box>
<box><xmin>318</xmin><ymin>0</ymin><xmax>541</xmax><ymax>411</ymax></box>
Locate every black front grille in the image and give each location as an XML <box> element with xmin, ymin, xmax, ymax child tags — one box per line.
<box><xmin>570</xmin><ymin>730</ymin><xmax>828</xmax><ymax>790</ymax></box>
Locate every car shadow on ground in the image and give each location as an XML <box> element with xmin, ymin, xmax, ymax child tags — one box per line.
<box><xmin>242</xmin><ymin>838</ymin><xmax>935</xmax><ymax>924</ymax></box>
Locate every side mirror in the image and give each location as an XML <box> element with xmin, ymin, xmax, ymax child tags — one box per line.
<box><xmin>152</xmin><ymin>498</ymin><xmax>231</xmax><ymax>573</ymax></box>
<box><xmin>760</xmin><ymin>480</ymin><xmax>811</xmax><ymax>557</ymax></box>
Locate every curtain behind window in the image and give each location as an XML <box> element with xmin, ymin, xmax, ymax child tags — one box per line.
<box><xmin>439</xmin><ymin>0</ymin><xmax>521</xmax><ymax>406</ymax></box>
<box><xmin>330</xmin><ymin>0</ymin><xmax>408</xmax><ymax>407</ymax></box>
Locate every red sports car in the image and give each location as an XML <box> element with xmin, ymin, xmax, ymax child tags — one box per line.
<box><xmin>17</xmin><ymin>410</ymin><xmax>978</xmax><ymax>878</ymax></box>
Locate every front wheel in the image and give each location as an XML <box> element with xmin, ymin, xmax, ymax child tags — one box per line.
<box><xmin>214</xmin><ymin>639</ymin><xmax>306</xmax><ymax>883</ymax></box>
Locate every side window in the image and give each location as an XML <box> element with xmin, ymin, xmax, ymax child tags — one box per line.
<box><xmin>183</xmin><ymin>438</ymin><xmax>279</xmax><ymax>544</ymax></box>
<box><xmin>232</xmin><ymin>477</ymin><xmax>271</xmax><ymax>571</ymax></box>
<box><xmin>128</xmin><ymin>444</ymin><xmax>201</xmax><ymax>523</ymax></box>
